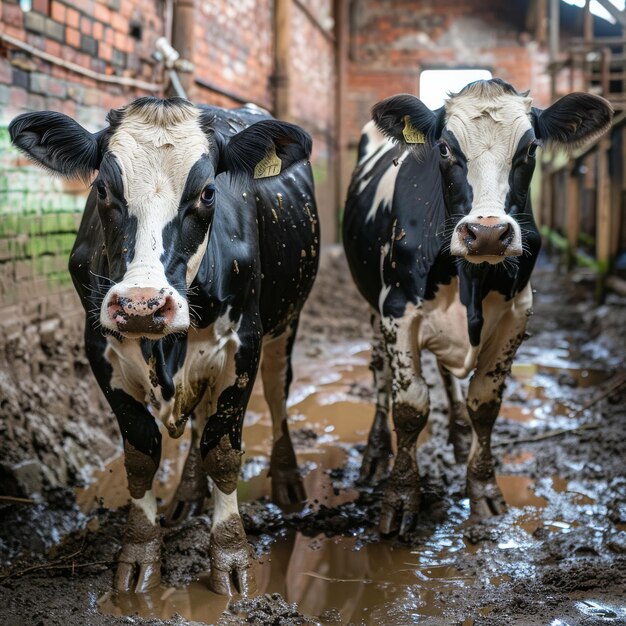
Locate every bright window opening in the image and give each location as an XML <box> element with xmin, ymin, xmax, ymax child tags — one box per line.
<box><xmin>419</xmin><ymin>69</ymin><xmax>493</xmax><ymax>110</ymax></box>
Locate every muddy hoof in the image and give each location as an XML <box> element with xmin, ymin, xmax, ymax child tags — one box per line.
<box><xmin>114</xmin><ymin>538</ymin><xmax>162</xmax><ymax>593</ymax></box>
<box><xmin>358</xmin><ymin>446</ymin><xmax>392</xmax><ymax>485</ymax></box>
<box><xmin>208</xmin><ymin>514</ymin><xmax>255</xmax><ymax>597</ymax></box>
<box><xmin>379</xmin><ymin>482</ymin><xmax>420</xmax><ymax>540</ymax></box>
<box><xmin>209</xmin><ymin>563</ymin><xmax>253</xmax><ymax>596</ymax></box>
<box><xmin>468</xmin><ymin>478</ymin><xmax>507</xmax><ymax>518</ymax></box>
<box><xmin>271</xmin><ymin>468</ymin><xmax>306</xmax><ymax>509</ymax></box>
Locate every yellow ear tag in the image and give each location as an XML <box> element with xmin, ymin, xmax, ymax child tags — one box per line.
<box><xmin>254</xmin><ymin>145</ymin><xmax>282</xmax><ymax>179</ymax></box>
<box><xmin>402</xmin><ymin>115</ymin><xmax>425</xmax><ymax>144</ymax></box>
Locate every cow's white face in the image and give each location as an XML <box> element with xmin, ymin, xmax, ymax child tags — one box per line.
<box><xmin>98</xmin><ymin>102</ymin><xmax>212</xmax><ymax>337</ymax></box>
<box><xmin>10</xmin><ymin>96</ymin><xmax>313</xmax><ymax>340</ymax></box>
<box><xmin>370</xmin><ymin>79</ymin><xmax>613</xmax><ymax>267</ymax></box>
<box><xmin>444</xmin><ymin>92</ymin><xmax>533</xmax><ymax>263</ymax></box>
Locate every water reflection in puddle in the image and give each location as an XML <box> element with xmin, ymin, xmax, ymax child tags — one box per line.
<box><xmin>90</xmin><ymin>343</ymin><xmax>603</xmax><ymax>624</ymax></box>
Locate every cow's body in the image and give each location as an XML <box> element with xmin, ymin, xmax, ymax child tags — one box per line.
<box><xmin>343</xmin><ymin>79</ymin><xmax>612</xmax><ymax>537</ymax></box>
<box><xmin>10</xmin><ymin>99</ymin><xmax>318</xmax><ymax>594</ymax></box>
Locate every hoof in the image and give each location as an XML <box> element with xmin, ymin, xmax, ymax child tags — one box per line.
<box><xmin>468</xmin><ymin>477</ymin><xmax>507</xmax><ymax>519</ymax></box>
<box><xmin>114</xmin><ymin>560</ymin><xmax>161</xmax><ymax>593</ymax></box>
<box><xmin>271</xmin><ymin>468</ymin><xmax>306</xmax><ymax>509</ymax></box>
<box><xmin>208</xmin><ymin>514</ymin><xmax>255</xmax><ymax>597</ymax></box>
<box><xmin>358</xmin><ymin>446</ymin><xmax>392</xmax><ymax>485</ymax></box>
<box><xmin>379</xmin><ymin>481</ymin><xmax>420</xmax><ymax>540</ymax></box>
<box><xmin>209</xmin><ymin>563</ymin><xmax>253</xmax><ymax>596</ymax></box>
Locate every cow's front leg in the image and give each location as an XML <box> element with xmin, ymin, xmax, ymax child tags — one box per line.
<box><xmin>200</xmin><ymin>324</ymin><xmax>260</xmax><ymax>596</ymax></box>
<box><xmin>360</xmin><ymin>311</ymin><xmax>393</xmax><ymax>484</ymax></box>
<box><xmin>379</xmin><ymin>314</ymin><xmax>428</xmax><ymax>539</ymax></box>
<box><xmin>110</xmin><ymin>391</ymin><xmax>163</xmax><ymax>593</ymax></box>
<box><xmin>466</xmin><ymin>293</ymin><xmax>531</xmax><ymax>518</ymax></box>
<box><xmin>261</xmin><ymin>320</ymin><xmax>305</xmax><ymax>507</ymax></box>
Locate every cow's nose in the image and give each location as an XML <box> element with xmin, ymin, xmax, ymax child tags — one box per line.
<box><xmin>107</xmin><ymin>287</ymin><xmax>177</xmax><ymax>335</ymax></box>
<box><xmin>458</xmin><ymin>219</ymin><xmax>513</xmax><ymax>256</ymax></box>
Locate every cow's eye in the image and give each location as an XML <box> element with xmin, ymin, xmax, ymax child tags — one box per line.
<box><xmin>96</xmin><ymin>181</ymin><xmax>107</xmax><ymax>199</ymax></box>
<box><xmin>200</xmin><ymin>184</ymin><xmax>215</xmax><ymax>205</ymax></box>
<box><xmin>527</xmin><ymin>141</ymin><xmax>538</xmax><ymax>158</ymax></box>
<box><xmin>438</xmin><ymin>142</ymin><xmax>451</xmax><ymax>159</ymax></box>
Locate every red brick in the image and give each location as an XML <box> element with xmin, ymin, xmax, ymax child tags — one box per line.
<box><xmin>80</xmin><ymin>16</ymin><xmax>92</xmax><ymax>36</ymax></box>
<box><xmin>66</xmin><ymin>8</ymin><xmax>80</xmax><ymax>29</ymax></box>
<box><xmin>32</xmin><ymin>0</ymin><xmax>49</xmax><ymax>14</ymax></box>
<box><xmin>93</xmin><ymin>21</ymin><xmax>104</xmax><ymax>41</ymax></box>
<box><xmin>94</xmin><ymin>2</ymin><xmax>111</xmax><ymax>23</ymax></box>
<box><xmin>50</xmin><ymin>1</ymin><xmax>66</xmax><ymax>23</ymax></box>
<box><xmin>66</xmin><ymin>27</ymin><xmax>80</xmax><ymax>48</ymax></box>
<box><xmin>2</xmin><ymin>3</ymin><xmax>24</xmax><ymax>28</ymax></box>
<box><xmin>98</xmin><ymin>41</ymin><xmax>112</xmax><ymax>62</ymax></box>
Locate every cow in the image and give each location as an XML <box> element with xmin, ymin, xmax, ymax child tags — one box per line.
<box><xmin>9</xmin><ymin>97</ymin><xmax>319</xmax><ymax>594</ymax></box>
<box><xmin>343</xmin><ymin>79</ymin><xmax>612</xmax><ymax>538</ymax></box>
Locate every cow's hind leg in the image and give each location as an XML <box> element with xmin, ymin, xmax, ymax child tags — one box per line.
<box><xmin>163</xmin><ymin>411</ymin><xmax>210</xmax><ymax>527</ymax></box>
<box><xmin>261</xmin><ymin>320</ymin><xmax>305</xmax><ymax>507</ymax></box>
<box><xmin>438</xmin><ymin>364</ymin><xmax>472</xmax><ymax>463</ymax></box>
<box><xmin>359</xmin><ymin>311</ymin><xmax>392</xmax><ymax>484</ymax></box>
<box><xmin>379</xmin><ymin>314</ymin><xmax>428</xmax><ymax>539</ymax></box>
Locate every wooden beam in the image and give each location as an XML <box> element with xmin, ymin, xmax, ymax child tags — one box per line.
<box><xmin>596</xmin><ymin>138</ymin><xmax>611</xmax><ymax>269</ymax></box>
<box><xmin>334</xmin><ymin>0</ymin><xmax>349</xmax><ymax>242</ymax></box>
<box><xmin>566</xmin><ymin>167</ymin><xmax>581</xmax><ymax>269</ymax></box>
<box><xmin>549</xmin><ymin>0</ymin><xmax>560</xmax><ymax>100</ymax></box>
<box><xmin>274</xmin><ymin>0</ymin><xmax>292</xmax><ymax>121</ymax></box>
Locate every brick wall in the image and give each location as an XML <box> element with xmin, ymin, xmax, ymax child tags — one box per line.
<box><xmin>345</xmin><ymin>0</ymin><xmax>551</xmax><ymax>147</ymax></box>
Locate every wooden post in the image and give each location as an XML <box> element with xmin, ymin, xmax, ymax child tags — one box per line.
<box><xmin>549</xmin><ymin>0</ymin><xmax>560</xmax><ymax>101</ymax></box>
<box><xmin>171</xmin><ymin>0</ymin><xmax>195</xmax><ymax>97</ymax></box>
<box><xmin>535</xmin><ymin>0</ymin><xmax>548</xmax><ymax>46</ymax></box>
<box><xmin>566</xmin><ymin>164</ymin><xmax>580</xmax><ymax>269</ymax></box>
<box><xmin>596</xmin><ymin>138</ymin><xmax>611</xmax><ymax>300</ymax></box>
<box><xmin>274</xmin><ymin>0</ymin><xmax>292</xmax><ymax>121</ymax></box>
<box><xmin>334</xmin><ymin>0</ymin><xmax>349</xmax><ymax>242</ymax></box>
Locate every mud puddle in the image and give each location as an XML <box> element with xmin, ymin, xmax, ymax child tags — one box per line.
<box><xmin>79</xmin><ymin>340</ymin><xmax>594</xmax><ymax>625</ymax></box>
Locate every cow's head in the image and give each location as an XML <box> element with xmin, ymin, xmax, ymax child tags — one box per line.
<box><xmin>372</xmin><ymin>79</ymin><xmax>613</xmax><ymax>264</ymax></box>
<box><xmin>10</xmin><ymin>98</ymin><xmax>311</xmax><ymax>338</ymax></box>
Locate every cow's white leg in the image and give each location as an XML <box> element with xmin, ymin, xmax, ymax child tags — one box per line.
<box><xmin>207</xmin><ymin>484</ymin><xmax>251</xmax><ymax>596</ymax></box>
<box><xmin>163</xmin><ymin>409</ymin><xmax>211</xmax><ymax>526</ymax></box>
<box><xmin>438</xmin><ymin>364</ymin><xmax>472</xmax><ymax>463</ymax></box>
<box><xmin>200</xmin><ymin>319</ymin><xmax>260</xmax><ymax>596</ymax></box>
<box><xmin>379</xmin><ymin>312</ymin><xmax>429</xmax><ymax>539</ymax></box>
<box><xmin>115</xmin><ymin>438</ymin><xmax>162</xmax><ymax>593</ymax></box>
<box><xmin>261</xmin><ymin>321</ymin><xmax>305</xmax><ymax>507</ymax></box>
<box><xmin>466</xmin><ymin>287</ymin><xmax>532</xmax><ymax>518</ymax></box>
<box><xmin>360</xmin><ymin>310</ymin><xmax>393</xmax><ymax>484</ymax></box>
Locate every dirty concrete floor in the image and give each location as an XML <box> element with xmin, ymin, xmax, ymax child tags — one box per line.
<box><xmin>0</xmin><ymin>248</ymin><xmax>625</xmax><ymax>626</ymax></box>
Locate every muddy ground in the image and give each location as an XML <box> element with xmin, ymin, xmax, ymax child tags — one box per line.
<box><xmin>0</xmin><ymin>247</ymin><xmax>625</xmax><ymax>626</ymax></box>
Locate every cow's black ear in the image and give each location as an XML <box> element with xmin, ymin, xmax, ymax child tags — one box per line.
<box><xmin>532</xmin><ymin>93</ymin><xmax>613</xmax><ymax>148</ymax></box>
<box><xmin>372</xmin><ymin>94</ymin><xmax>440</xmax><ymax>146</ymax></box>
<box><xmin>217</xmin><ymin>120</ymin><xmax>312</xmax><ymax>181</ymax></box>
<box><xmin>9</xmin><ymin>111</ymin><xmax>101</xmax><ymax>182</ymax></box>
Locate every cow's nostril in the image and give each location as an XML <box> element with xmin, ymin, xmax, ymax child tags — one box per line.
<box><xmin>499</xmin><ymin>224</ymin><xmax>512</xmax><ymax>241</ymax></box>
<box><xmin>464</xmin><ymin>223</ymin><xmax>479</xmax><ymax>241</ymax></box>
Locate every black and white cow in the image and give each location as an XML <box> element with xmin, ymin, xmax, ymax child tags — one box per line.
<box><xmin>343</xmin><ymin>79</ymin><xmax>612</xmax><ymax>538</ymax></box>
<box><xmin>10</xmin><ymin>98</ymin><xmax>319</xmax><ymax>593</ymax></box>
